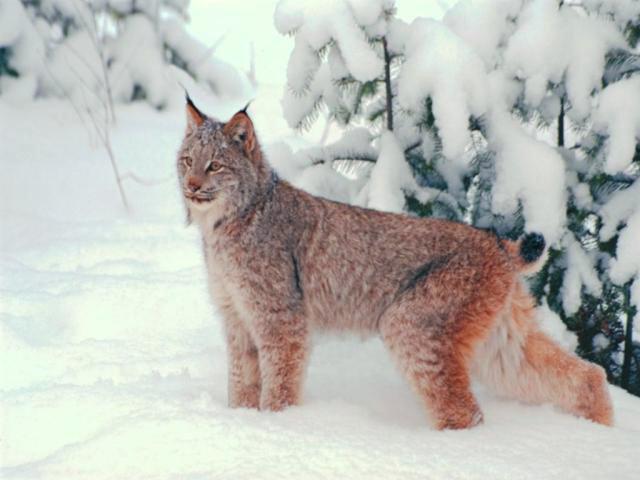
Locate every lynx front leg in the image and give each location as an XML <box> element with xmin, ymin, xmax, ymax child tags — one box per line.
<box><xmin>225</xmin><ymin>315</ymin><xmax>261</xmax><ymax>409</ymax></box>
<box><xmin>254</xmin><ymin>317</ymin><xmax>309</xmax><ymax>411</ymax></box>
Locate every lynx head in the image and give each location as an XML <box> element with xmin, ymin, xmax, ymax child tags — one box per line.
<box><xmin>177</xmin><ymin>95</ymin><xmax>271</xmax><ymax>225</ymax></box>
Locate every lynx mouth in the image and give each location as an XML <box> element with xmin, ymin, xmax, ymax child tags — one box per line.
<box><xmin>188</xmin><ymin>196</ymin><xmax>213</xmax><ymax>204</ymax></box>
<box><xmin>184</xmin><ymin>187</ymin><xmax>224</xmax><ymax>206</ymax></box>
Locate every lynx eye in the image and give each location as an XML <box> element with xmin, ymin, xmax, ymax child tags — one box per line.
<box><xmin>183</xmin><ymin>157</ymin><xmax>193</xmax><ymax>168</ymax></box>
<box><xmin>207</xmin><ymin>161</ymin><xmax>223</xmax><ymax>173</ymax></box>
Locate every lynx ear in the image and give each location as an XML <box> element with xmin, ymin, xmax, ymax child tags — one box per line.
<box><xmin>223</xmin><ymin>105</ymin><xmax>256</xmax><ymax>155</ymax></box>
<box><xmin>185</xmin><ymin>93</ymin><xmax>205</xmax><ymax>133</ymax></box>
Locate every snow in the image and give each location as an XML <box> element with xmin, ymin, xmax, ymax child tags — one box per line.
<box><xmin>0</xmin><ymin>74</ymin><xmax>37</xmax><ymax>103</ymax></box>
<box><xmin>561</xmin><ymin>237</ymin><xmax>603</xmax><ymax>316</ymax></box>
<box><xmin>264</xmin><ymin>131</ymin><xmax>369</xmax><ymax>204</ymax></box>
<box><xmin>0</xmin><ymin>0</ymin><xmax>247</xmax><ymax>104</ymax></box>
<box><xmin>109</xmin><ymin>15</ymin><xmax>173</xmax><ymax>108</ymax></box>
<box><xmin>2</xmin><ymin>89</ymin><xmax>640</xmax><ymax>480</ymax></box>
<box><xmin>584</xmin><ymin>0</ymin><xmax>640</xmax><ymax>26</ymax></box>
<box><xmin>397</xmin><ymin>17</ymin><xmax>488</xmax><ymax>162</ymax></box>
<box><xmin>609</xmin><ymin>209</ymin><xmax>640</xmax><ymax>287</ymax></box>
<box><xmin>43</xmin><ymin>29</ymin><xmax>105</xmax><ymax>110</ymax></box>
<box><xmin>330</xmin><ymin>9</ymin><xmax>384</xmax><ymax>82</ymax></box>
<box><xmin>282</xmin><ymin>60</ymin><xmax>328</xmax><ymax>129</ymax></box>
<box><xmin>277</xmin><ymin>0</ymin><xmax>390</xmax><ymax>128</ymax></box>
<box><xmin>324</xmin><ymin>126</ymin><xmax>376</xmax><ymax>161</ymax></box>
<box><xmin>275</xmin><ymin>0</ymin><xmax>385</xmax><ymax>86</ymax></box>
<box><xmin>274</xmin><ymin>0</ymin><xmax>306</xmax><ymax>35</ymax></box>
<box><xmin>599</xmin><ymin>179</ymin><xmax>640</xmax><ymax>241</ymax></box>
<box><xmin>593</xmin><ymin>332</ymin><xmax>610</xmax><ymax>350</ymax></box>
<box><xmin>346</xmin><ymin>0</ymin><xmax>393</xmax><ymax>27</ymax></box>
<box><xmin>161</xmin><ymin>17</ymin><xmax>248</xmax><ymax>99</ymax></box>
<box><xmin>593</xmin><ymin>76</ymin><xmax>640</xmax><ymax>175</ymax></box>
<box><xmin>40</xmin><ymin>0</ymin><xmax>93</xmax><ymax>28</ymax></box>
<box><xmin>366</xmin><ymin>131</ymin><xmax>416</xmax><ymax>212</ymax></box>
<box><xmin>0</xmin><ymin>0</ymin><xmax>25</xmax><ymax>46</ymax></box>
<box><xmin>503</xmin><ymin>0</ymin><xmax>624</xmax><ymax>120</ymax></box>
<box><xmin>443</xmin><ymin>0</ymin><xmax>522</xmax><ymax>69</ymax></box>
<box><xmin>1</xmin><ymin>8</ymin><xmax>46</xmax><ymax>80</ymax></box>
<box><xmin>536</xmin><ymin>301</ymin><xmax>577</xmax><ymax>352</ymax></box>
<box><xmin>296</xmin><ymin>163</ymin><xmax>361</xmax><ymax>203</ymax></box>
<box><xmin>487</xmin><ymin>109</ymin><xmax>566</xmax><ymax>245</ymax></box>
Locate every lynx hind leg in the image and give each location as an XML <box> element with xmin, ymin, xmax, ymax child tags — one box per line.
<box><xmin>521</xmin><ymin>330</ymin><xmax>613</xmax><ymax>425</ymax></box>
<box><xmin>379</xmin><ymin>296</ymin><xmax>485</xmax><ymax>430</ymax></box>
<box><xmin>474</xmin><ymin>284</ymin><xmax>613</xmax><ymax>426</ymax></box>
<box><xmin>225</xmin><ymin>316</ymin><xmax>261</xmax><ymax>409</ymax></box>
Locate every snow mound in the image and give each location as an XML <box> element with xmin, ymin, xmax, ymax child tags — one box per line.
<box><xmin>503</xmin><ymin>0</ymin><xmax>624</xmax><ymax>120</ymax></box>
<box><xmin>561</xmin><ymin>236</ymin><xmax>602</xmax><ymax>316</ymax></box>
<box><xmin>397</xmin><ymin>18</ymin><xmax>488</xmax><ymax>162</ymax></box>
<box><xmin>367</xmin><ymin>131</ymin><xmax>416</xmax><ymax>212</ymax></box>
<box><xmin>487</xmin><ymin>109</ymin><xmax>566</xmax><ymax>245</ymax></box>
<box><xmin>276</xmin><ymin>0</ymin><xmax>393</xmax><ymax>130</ymax></box>
<box><xmin>593</xmin><ymin>77</ymin><xmax>640</xmax><ymax>174</ymax></box>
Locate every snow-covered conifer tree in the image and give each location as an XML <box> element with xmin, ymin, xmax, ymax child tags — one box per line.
<box><xmin>0</xmin><ymin>0</ymin><xmax>245</xmax><ymax>106</ymax></box>
<box><xmin>495</xmin><ymin>0</ymin><xmax>640</xmax><ymax>394</ymax></box>
<box><xmin>276</xmin><ymin>0</ymin><xmax>640</xmax><ymax>395</ymax></box>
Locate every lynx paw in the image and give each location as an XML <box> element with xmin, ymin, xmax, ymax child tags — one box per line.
<box><xmin>436</xmin><ymin>405</ymin><xmax>484</xmax><ymax>430</ymax></box>
<box><xmin>577</xmin><ymin>366</ymin><xmax>613</xmax><ymax>426</ymax></box>
<box><xmin>229</xmin><ymin>384</ymin><xmax>260</xmax><ymax>410</ymax></box>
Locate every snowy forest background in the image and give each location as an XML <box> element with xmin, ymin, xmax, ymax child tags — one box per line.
<box><xmin>1</xmin><ymin>0</ymin><xmax>640</xmax><ymax>478</ymax></box>
<box><xmin>272</xmin><ymin>0</ymin><xmax>640</xmax><ymax>397</ymax></box>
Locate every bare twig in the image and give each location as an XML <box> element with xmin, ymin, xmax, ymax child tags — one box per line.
<box><xmin>89</xmin><ymin>12</ymin><xmax>116</xmax><ymax>123</ymax></box>
<box><xmin>70</xmin><ymin>0</ymin><xmax>116</xmax><ymax>123</ymax></box>
<box><xmin>194</xmin><ymin>34</ymin><xmax>227</xmax><ymax>67</ymax></box>
<box><xmin>247</xmin><ymin>41</ymin><xmax>257</xmax><ymax>88</ymax></box>
<box><xmin>121</xmin><ymin>172</ymin><xmax>173</xmax><ymax>186</ymax></box>
<box><xmin>85</xmin><ymin>106</ymin><xmax>130</xmax><ymax>211</ymax></box>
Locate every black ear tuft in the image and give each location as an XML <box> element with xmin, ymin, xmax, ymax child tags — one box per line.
<box><xmin>239</xmin><ymin>100</ymin><xmax>253</xmax><ymax>115</ymax></box>
<box><xmin>185</xmin><ymin>91</ymin><xmax>205</xmax><ymax>130</ymax></box>
<box><xmin>185</xmin><ymin>92</ymin><xmax>196</xmax><ymax>111</ymax></box>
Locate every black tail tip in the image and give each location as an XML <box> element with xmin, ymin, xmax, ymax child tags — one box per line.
<box><xmin>520</xmin><ymin>232</ymin><xmax>545</xmax><ymax>263</ymax></box>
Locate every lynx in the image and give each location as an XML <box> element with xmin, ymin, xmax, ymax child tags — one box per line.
<box><xmin>176</xmin><ymin>96</ymin><xmax>613</xmax><ymax>429</ymax></box>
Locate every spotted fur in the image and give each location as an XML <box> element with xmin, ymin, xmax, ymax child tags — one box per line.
<box><xmin>177</xmin><ymin>100</ymin><xmax>613</xmax><ymax>429</ymax></box>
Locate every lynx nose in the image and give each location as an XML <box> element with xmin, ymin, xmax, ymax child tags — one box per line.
<box><xmin>187</xmin><ymin>177</ymin><xmax>202</xmax><ymax>193</ymax></box>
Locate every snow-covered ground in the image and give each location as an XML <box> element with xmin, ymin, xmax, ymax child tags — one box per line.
<box><xmin>1</xmin><ymin>94</ymin><xmax>639</xmax><ymax>480</ymax></box>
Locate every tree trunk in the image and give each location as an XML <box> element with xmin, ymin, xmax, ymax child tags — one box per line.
<box><xmin>621</xmin><ymin>281</ymin><xmax>636</xmax><ymax>391</ymax></box>
<box><xmin>557</xmin><ymin>96</ymin><xmax>565</xmax><ymax>147</ymax></box>
<box><xmin>382</xmin><ymin>37</ymin><xmax>393</xmax><ymax>132</ymax></box>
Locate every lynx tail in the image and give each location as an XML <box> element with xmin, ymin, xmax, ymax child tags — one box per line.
<box><xmin>519</xmin><ymin>232</ymin><xmax>545</xmax><ymax>263</ymax></box>
<box><xmin>504</xmin><ymin>232</ymin><xmax>546</xmax><ymax>274</ymax></box>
